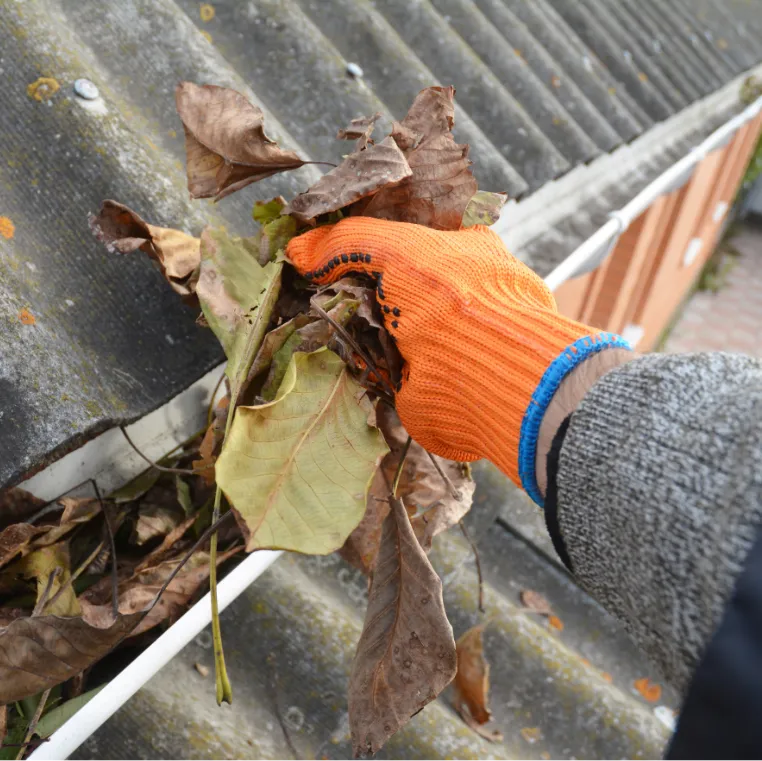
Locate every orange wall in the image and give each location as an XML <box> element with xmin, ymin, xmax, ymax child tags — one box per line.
<box><xmin>553</xmin><ymin>112</ymin><xmax>762</xmax><ymax>350</ymax></box>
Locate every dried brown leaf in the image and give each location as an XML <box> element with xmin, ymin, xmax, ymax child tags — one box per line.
<box><xmin>392</xmin><ymin>85</ymin><xmax>456</xmax><ymax>149</ymax></box>
<box><xmin>175</xmin><ymin>82</ymin><xmax>305</xmax><ymax>201</ymax></box>
<box><xmin>337</xmin><ymin>112</ymin><xmax>382</xmax><ymax>151</ymax></box>
<box><xmin>0</xmin><ymin>524</ymin><xmax>45</xmax><ymax>569</ymax></box>
<box><xmin>348</xmin><ymin>496</ymin><xmax>457</xmax><ymax>756</ymax></box>
<box><xmin>0</xmin><ymin>612</ymin><xmax>142</xmax><ymax>705</ymax></box>
<box><xmin>0</xmin><ymin>488</ymin><xmax>45</xmax><ymax>528</ymax></box>
<box><xmin>453</xmin><ymin>623</ymin><xmax>503</xmax><ymax>742</ymax></box>
<box><xmin>82</xmin><ymin>547</ymin><xmax>241</xmax><ymax>637</ymax></box>
<box><xmin>90</xmin><ymin>201</ymin><xmax>200</xmax><ymax>296</ymax></box>
<box><xmin>284</xmin><ymin>137</ymin><xmax>411</xmax><ymax>224</ymax></box>
<box><xmin>132</xmin><ymin>505</ymin><xmax>184</xmax><ymax>546</ymax></box>
<box><xmin>520</xmin><ymin>589</ymin><xmax>552</xmax><ymax>616</ymax></box>
<box><xmin>135</xmin><ymin>514</ymin><xmax>197</xmax><ymax>572</ymax></box>
<box><xmin>360</xmin><ymin>133</ymin><xmax>477</xmax><ymax>230</ymax></box>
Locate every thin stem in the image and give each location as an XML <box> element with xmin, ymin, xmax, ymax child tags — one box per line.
<box><xmin>426</xmin><ymin>451</ymin><xmax>461</xmax><ymax>500</ymax></box>
<box><xmin>459</xmin><ymin>521</ymin><xmax>484</xmax><ymax>613</ymax></box>
<box><xmin>392</xmin><ymin>436</ymin><xmax>412</xmax><ymax>499</ymax></box>
<box><xmin>32</xmin><ymin>570</ymin><xmax>61</xmax><ymax>617</ymax></box>
<box><xmin>119</xmin><ymin>427</ymin><xmax>196</xmax><ymax>475</ymax></box>
<box><xmin>45</xmin><ymin>540</ymin><xmax>105</xmax><ymax>612</ymax></box>
<box><xmin>311</xmin><ymin>303</ymin><xmax>395</xmax><ymax>400</ymax></box>
<box><xmin>17</xmin><ymin>688</ymin><xmax>50</xmax><ymax>760</ymax></box>
<box><xmin>92</xmin><ymin>481</ymin><xmax>119</xmax><ymax>619</ymax></box>
<box><xmin>207</xmin><ymin>371</ymin><xmax>227</xmax><ymax>428</ymax></box>
<box><xmin>303</xmin><ymin>160</ymin><xmax>338</xmax><ymax>168</ymax></box>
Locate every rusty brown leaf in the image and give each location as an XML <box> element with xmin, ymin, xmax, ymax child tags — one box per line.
<box><xmin>82</xmin><ymin>547</ymin><xmax>241</xmax><ymax>637</ymax></box>
<box><xmin>0</xmin><ymin>488</ymin><xmax>45</xmax><ymax>527</ymax></box>
<box><xmin>337</xmin><ymin>112</ymin><xmax>382</xmax><ymax>151</ymax></box>
<box><xmin>90</xmin><ymin>201</ymin><xmax>200</xmax><ymax>296</ymax></box>
<box><xmin>520</xmin><ymin>589</ymin><xmax>553</xmax><ymax>616</ymax></box>
<box><xmin>0</xmin><ymin>524</ymin><xmax>45</xmax><ymax>569</ymax></box>
<box><xmin>132</xmin><ymin>505</ymin><xmax>184</xmax><ymax>546</ymax></box>
<box><xmin>453</xmin><ymin>623</ymin><xmax>503</xmax><ymax>742</ymax></box>
<box><xmin>361</xmin><ymin>134</ymin><xmax>477</xmax><ymax>231</ymax></box>
<box><xmin>284</xmin><ymin>136</ymin><xmax>411</xmax><ymax>224</ymax></box>
<box><xmin>348</xmin><ymin>496</ymin><xmax>457</xmax><ymax>756</ymax></box>
<box><xmin>0</xmin><ymin>612</ymin><xmax>142</xmax><ymax>705</ymax></box>
<box><xmin>175</xmin><ymin>82</ymin><xmax>305</xmax><ymax>201</ymax></box>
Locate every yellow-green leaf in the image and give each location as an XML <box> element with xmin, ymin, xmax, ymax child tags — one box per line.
<box><xmin>197</xmin><ymin>227</ymin><xmax>283</xmax><ymax>386</ymax></box>
<box><xmin>17</xmin><ymin>544</ymin><xmax>80</xmax><ymax>617</ymax></box>
<box><xmin>462</xmin><ymin>191</ymin><xmax>508</xmax><ymax>228</ymax></box>
<box><xmin>216</xmin><ymin>348</ymin><xmax>389</xmax><ymax>554</ymax></box>
<box><xmin>252</xmin><ymin>196</ymin><xmax>286</xmax><ymax>226</ymax></box>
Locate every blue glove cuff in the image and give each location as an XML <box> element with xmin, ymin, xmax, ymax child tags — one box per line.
<box><xmin>518</xmin><ymin>333</ymin><xmax>632</xmax><ymax>508</ymax></box>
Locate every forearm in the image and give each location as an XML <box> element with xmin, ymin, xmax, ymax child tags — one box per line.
<box><xmin>545</xmin><ymin>351</ymin><xmax>762</xmax><ymax>692</ymax></box>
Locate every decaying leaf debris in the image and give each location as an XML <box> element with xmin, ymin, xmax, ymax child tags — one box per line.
<box><xmin>1</xmin><ymin>81</ymin><xmax>510</xmax><ymax>757</ymax></box>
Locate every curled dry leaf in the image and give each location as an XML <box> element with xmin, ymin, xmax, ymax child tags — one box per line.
<box><xmin>132</xmin><ymin>505</ymin><xmax>185</xmax><ymax>546</ymax></box>
<box><xmin>284</xmin><ymin>136</ymin><xmax>412</xmax><ymax>224</ymax></box>
<box><xmin>216</xmin><ymin>349</ymin><xmax>388</xmax><ymax>555</ymax></box>
<box><xmin>90</xmin><ymin>201</ymin><xmax>200</xmax><ymax>297</ymax></box>
<box><xmin>0</xmin><ymin>487</ymin><xmax>45</xmax><ymax>526</ymax></box>
<box><xmin>453</xmin><ymin>623</ymin><xmax>503</xmax><ymax>742</ymax></box>
<box><xmin>336</xmin><ymin>112</ymin><xmax>382</xmax><ymax>151</ymax></box>
<box><xmin>175</xmin><ymin>82</ymin><xmax>305</xmax><ymax>201</ymax></box>
<box><xmin>520</xmin><ymin>589</ymin><xmax>553</xmax><ymax>616</ymax></box>
<box><xmin>357</xmin><ymin>86</ymin><xmax>477</xmax><ymax>230</ymax></box>
<box><xmin>0</xmin><ymin>612</ymin><xmax>143</xmax><ymax>705</ymax></box>
<box><xmin>0</xmin><ymin>524</ymin><xmax>45</xmax><ymax>569</ymax></box>
<box><xmin>348</xmin><ymin>496</ymin><xmax>457</xmax><ymax>756</ymax></box>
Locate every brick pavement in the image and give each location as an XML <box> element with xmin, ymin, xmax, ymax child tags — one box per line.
<box><xmin>665</xmin><ymin>223</ymin><xmax>762</xmax><ymax>357</ymax></box>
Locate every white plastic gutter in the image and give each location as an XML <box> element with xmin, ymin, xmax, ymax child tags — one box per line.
<box><xmin>544</xmin><ymin>94</ymin><xmax>762</xmax><ymax>292</ymax></box>
<box><xmin>23</xmin><ymin>92</ymin><xmax>762</xmax><ymax>761</ymax></box>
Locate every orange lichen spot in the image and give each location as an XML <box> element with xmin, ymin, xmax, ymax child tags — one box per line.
<box><xmin>200</xmin><ymin>30</ymin><xmax>213</xmax><ymax>43</ymax></box>
<box><xmin>541</xmin><ymin>753</ymin><xmax>551</xmax><ymax>760</ymax></box>
<box><xmin>513</xmin><ymin>48</ymin><xmax>524</xmax><ymax>61</ymax></box>
<box><xmin>601</xmin><ymin>672</ymin><xmax>613</xmax><ymax>683</ymax></box>
<box><xmin>520</xmin><ymin>727</ymin><xmax>541</xmax><ymax>745</ymax></box>
<box><xmin>634</xmin><ymin>677</ymin><xmax>662</xmax><ymax>702</ymax></box>
<box><xmin>18</xmin><ymin>308</ymin><xmax>36</xmax><ymax>325</ymax></box>
<box><xmin>0</xmin><ymin>216</ymin><xmax>15</xmax><ymax>239</ymax></box>
<box><xmin>551</xmin><ymin>75</ymin><xmax>561</xmax><ymax>88</ymax></box>
<box><xmin>27</xmin><ymin>76</ymin><xmax>60</xmax><ymax>102</ymax></box>
<box><xmin>200</xmin><ymin>3</ymin><xmax>215</xmax><ymax>21</ymax></box>
<box><xmin>548</xmin><ymin>615</ymin><xmax>564</xmax><ymax>631</ymax></box>
<box><xmin>580</xmin><ymin>657</ymin><xmax>591</xmax><ymax>667</ymax></box>
<box><xmin>718</xmin><ymin>38</ymin><xmax>728</xmax><ymax>49</ymax></box>
<box><xmin>608</xmin><ymin>86</ymin><xmax>617</xmax><ymax>96</ymax></box>
<box><xmin>638</xmin><ymin>71</ymin><xmax>649</xmax><ymax>83</ymax></box>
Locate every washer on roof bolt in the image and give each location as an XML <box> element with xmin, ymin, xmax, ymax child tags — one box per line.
<box><xmin>73</xmin><ymin>78</ymin><xmax>99</xmax><ymax>100</ymax></box>
<box><xmin>346</xmin><ymin>62</ymin><xmax>363</xmax><ymax>78</ymax></box>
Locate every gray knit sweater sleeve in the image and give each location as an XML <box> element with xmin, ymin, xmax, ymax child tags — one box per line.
<box><xmin>556</xmin><ymin>352</ymin><xmax>762</xmax><ymax>694</ymax></box>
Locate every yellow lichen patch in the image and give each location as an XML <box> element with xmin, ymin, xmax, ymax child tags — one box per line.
<box><xmin>520</xmin><ymin>726</ymin><xmax>541</xmax><ymax>745</ymax></box>
<box><xmin>634</xmin><ymin>677</ymin><xmax>662</xmax><ymax>702</ymax></box>
<box><xmin>0</xmin><ymin>216</ymin><xmax>15</xmax><ymax>239</ymax></box>
<box><xmin>638</xmin><ymin>72</ymin><xmax>649</xmax><ymax>83</ymax></box>
<box><xmin>200</xmin><ymin>30</ymin><xmax>213</xmax><ymax>43</ymax></box>
<box><xmin>608</xmin><ymin>86</ymin><xmax>617</xmax><ymax>96</ymax></box>
<box><xmin>718</xmin><ymin>38</ymin><xmax>728</xmax><ymax>49</ymax></box>
<box><xmin>27</xmin><ymin>76</ymin><xmax>60</xmax><ymax>102</ymax></box>
<box><xmin>18</xmin><ymin>308</ymin><xmax>36</xmax><ymax>325</ymax></box>
<box><xmin>200</xmin><ymin>3</ymin><xmax>215</xmax><ymax>22</ymax></box>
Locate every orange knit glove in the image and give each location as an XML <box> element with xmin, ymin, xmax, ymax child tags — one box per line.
<box><xmin>286</xmin><ymin>217</ymin><xmax>630</xmax><ymax>506</ymax></box>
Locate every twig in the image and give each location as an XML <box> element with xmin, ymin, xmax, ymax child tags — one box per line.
<box><xmin>32</xmin><ymin>570</ymin><xmax>61</xmax><ymax>617</ymax></box>
<box><xmin>426</xmin><ymin>451</ymin><xmax>462</xmax><ymax>500</ymax></box>
<box><xmin>45</xmin><ymin>540</ymin><xmax>106</xmax><ymax>612</ymax></box>
<box><xmin>304</xmin><ymin>160</ymin><xmax>338</xmax><ymax>168</ymax></box>
<box><xmin>17</xmin><ymin>688</ymin><xmax>50</xmax><ymax>760</ymax></box>
<box><xmin>392</xmin><ymin>436</ymin><xmax>412</xmax><ymax>498</ymax></box>
<box><xmin>459</xmin><ymin>521</ymin><xmax>484</xmax><ymax>613</ymax></box>
<box><xmin>92</xmin><ymin>481</ymin><xmax>119</xmax><ymax>619</ymax></box>
<box><xmin>0</xmin><ymin>738</ymin><xmax>49</xmax><ymax>752</ymax></box>
<box><xmin>119</xmin><ymin>427</ymin><xmax>196</xmax><ymax>475</ymax></box>
<box><xmin>311</xmin><ymin>303</ymin><xmax>395</xmax><ymax>400</ymax></box>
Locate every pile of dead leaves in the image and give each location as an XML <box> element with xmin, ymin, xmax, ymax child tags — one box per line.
<box><xmin>1</xmin><ymin>82</ymin><xmax>508</xmax><ymax>757</ymax></box>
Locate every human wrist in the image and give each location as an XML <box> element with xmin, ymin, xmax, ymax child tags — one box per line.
<box><xmin>534</xmin><ymin>347</ymin><xmax>635</xmax><ymax>500</ymax></box>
